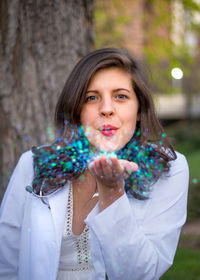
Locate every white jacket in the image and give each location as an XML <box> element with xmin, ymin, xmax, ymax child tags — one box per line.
<box><xmin>0</xmin><ymin>150</ymin><xmax>189</xmax><ymax>280</ymax></box>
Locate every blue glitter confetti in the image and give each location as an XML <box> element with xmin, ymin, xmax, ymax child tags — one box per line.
<box><xmin>192</xmin><ymin>178</ymin><xmax>198</xmax><ymax>184</ymax></box>
<box><xmin>31</xmin><ymin>125</ymin><xmax>167</xmax><ymax>199</ymax></box>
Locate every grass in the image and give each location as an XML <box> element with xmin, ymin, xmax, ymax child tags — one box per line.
<box><xmin>161</xmin><ymin>233</ymin><xmax>200</xmax><ymax>279</ymax></box>
<box><xmin>161</xmin><ymin>246</ymin><xmax>200</xmax><ymax>280</ymax></box>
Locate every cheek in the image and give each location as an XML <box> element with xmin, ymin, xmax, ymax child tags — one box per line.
<box><xmin>124</xmin><ymin>110</ymin><xmax>138</xmax><ymax>127</ymax></box>
<box><xmin>80</xmin><ymin>110</ymin><xmax>97</xmax><ymax>143</ymax></box>
<box><xmin>122</xmin><ymin>113</ymin><xmax>138</xmax><ymax>139</ymax></box>
<box><xmin>80</xmin><ymin>108</ymin><xmax>90</xmax><ymax>127</ymax></box>
<box><xmin>80</xmin><ymin>106</ymin><xmax>97</xmax><ymax>127</ymax></box>
<box><xmin>124</xmin><ymin>123</ymin><xmax>136</xmax><ymax>141</ymax></box>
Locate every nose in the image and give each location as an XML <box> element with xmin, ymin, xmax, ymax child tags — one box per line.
<box><xmin>100</xmin><ymin>97</ymin><xmax>115</xmax><ymax>117</ymax></box>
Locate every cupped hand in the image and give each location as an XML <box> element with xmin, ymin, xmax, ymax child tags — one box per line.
<box><xmin>88</xmin><ymin>156</ymin><xmax>138</xmax><ymax>188</ymax></box>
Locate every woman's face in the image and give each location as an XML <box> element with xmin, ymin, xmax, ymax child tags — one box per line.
<box><xmin>80</xmin><ymin>67</ymin><xmax>139</xmax><ymax>152</ymax></box>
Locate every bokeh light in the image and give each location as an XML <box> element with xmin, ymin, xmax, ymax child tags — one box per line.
<box><xmin>171</xmin><ymin>67</ymin><xmax>183</xmax><ymax>80</ymax></box>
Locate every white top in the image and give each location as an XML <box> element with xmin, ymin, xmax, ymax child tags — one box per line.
<box><xmin>57</xmin><ymin>184</ymin><xmax>93</xmax><ymax>280</ymax></box>
<box><xmin>0</xmin><ymin>150</ymin><xmax>189</xmax><ymax>280</ymax></box>
<box><xmin>85</xmin><ymin>151</ymin><xmax>189</xmax><ymax>279</ymax></box>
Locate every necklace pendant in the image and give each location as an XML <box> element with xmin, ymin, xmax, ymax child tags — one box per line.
<box><xmin>92</xmin><ymin>192</ymin><xmax>99</xmax><ymax>198</ymax></box>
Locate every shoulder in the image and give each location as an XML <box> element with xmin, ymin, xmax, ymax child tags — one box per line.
<box><xmin>18</xmin><ymin>145</ymin><xmax>50</xmax><ymax>167</ymax></box>
<box><xmin>151</xmin><ymin>151</ymin><xmax>189</xmax><ymax>199</ymax></box>
<box><xmin>9</xmin><ymin>150</ymin><xmax>35</xmax><ymax>185</ymax></box>
<box><xmin>19</xmin><ymin>149</ymin><xmax>33</xmax><ymax>162</ymax></box>
<box><xmin>17</xmin><ymin>150</ymin><xmax>34</xmax><ymax>172</ymax></box>
<box><xmin>168</xmin><ymin>151</ymin><xmax>189</xmax><ymax>176</ymax></box>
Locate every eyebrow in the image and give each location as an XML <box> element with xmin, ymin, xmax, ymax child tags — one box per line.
<box><xmin>86</xmin><ymin>88</ymin><xmax>131</xmax><ymax>94</ymax></box>
<box><xmin>113</xmin><ymin>88</ymin><xmax>131</xmax><ymax>93</ymax></box>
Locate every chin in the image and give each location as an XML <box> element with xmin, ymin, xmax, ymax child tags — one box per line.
<box><xmin>94</xmin><ymin>141</ymin><xmax>125</xmax><ymax>153</ymax></box>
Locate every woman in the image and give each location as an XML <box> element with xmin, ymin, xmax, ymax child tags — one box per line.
<box><xmin>0</xmin><ymin>48</ymin><xmax>189</xmax><ymax>280</ymax></box>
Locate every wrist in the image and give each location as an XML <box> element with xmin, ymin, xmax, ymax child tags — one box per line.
<box><xmin>97</xmin><ymin>181</ymin><xmax>125</xmax><ymax>211</ymax></box>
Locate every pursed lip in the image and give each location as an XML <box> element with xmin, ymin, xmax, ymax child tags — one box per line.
<box><xmin>99</xmin><ymin>124</ymin><xmax>119</xmax><ymax>136</ymax></box>
<box><xmin>100</xmin><ymin>124</ymin><xmax>118</xmax><ymax>131</ymax></box>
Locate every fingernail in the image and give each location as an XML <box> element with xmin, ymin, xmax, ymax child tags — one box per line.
<box><xmin>106</xmin><ymin>158</ymin><xmax>112</xmax><ymax>165</ymax></box>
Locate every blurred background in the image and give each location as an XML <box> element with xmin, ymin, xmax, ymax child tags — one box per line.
<box><xmin>0</xmin><ymin>0</ymin><xmax>200</xmax><ymax>278</ymax></box>
<box><xmin>95</xmin><ymin>1</ymin><xmax>200</xmax><ymax>278</ymax></box>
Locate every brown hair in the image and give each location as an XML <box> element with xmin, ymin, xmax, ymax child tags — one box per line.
<box><xmin>32</xmin><ymin>48</ymin><xmax>176</xmax><ymax>198</ymax></box>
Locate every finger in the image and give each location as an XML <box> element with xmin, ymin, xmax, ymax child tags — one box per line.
<box><xmin>89</xmin><ymin>157</ymin><xmax>107</xmax><ymax>179</ymax></box>
<box><xmin>123</xmin><ymin>169</ymin><xmax>133</xmax><ymax>180</ymax></box>
<box><xmin>118</xmin><ymin>160</ymin><xmax>138</xmax><ymax>172</ymax></box>
<box><xmin>94</xmin><ymin>158</ymin><xmax>106</xmax><ymax>179</ymax></box>
<box><xmin>99</xmin><ymin>156</ymin><xmax>113</xmax><ymax>178</ymax></box>
<box><xmin>111</xmin><ymin>157</ymin><xmax>124</xmax><ymax>174</ymax></box>
<box><xmin>89</xmin><ymin>159</ymin><xmax>101</xmax><ymax>176</ymax></box>
<box><xmin>88</xmin><ymin>161</ymin><xmax>97</xmax><ymax>177</ymax></box>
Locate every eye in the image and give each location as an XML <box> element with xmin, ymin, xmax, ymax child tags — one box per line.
<box><xmin>116</xmin><ymin>94</ymin><xmax>128</xmax><ymax>100</ymax></box>
<box><xmin>85</xmin><ymin>95</ymin><xmax>98</xmax><ymax>102</ymax></box>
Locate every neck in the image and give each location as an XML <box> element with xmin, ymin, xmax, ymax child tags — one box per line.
<box><xmin>72</xmin><ymin>170</ymin><xmax>97</xmax><ymax>203</ymax></box>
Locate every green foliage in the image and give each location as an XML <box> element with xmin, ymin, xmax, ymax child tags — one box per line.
<box><xmin>164</xmin><ymin>120</ymin><xmax>200</xmax><ymax>221</ymax></box>
<box><xmin>165</xmin><ymin>121</ymin><xmax>200</xmax><ymax>154</ymax></box>
<box><xmin>94</xmin><ymin>0</ymin><xmax>131</xmax><ymax>49</ymax></box>
<box><xmin>182</xmin><ymin>0</ymin><xmax>200</xmax><ymax>12</ymax></box>
<box><xmin>188</xmin><ymin>182</ymin><xmax>200</xmax><ymax>221</ymax></box>
<box><xmin>94</xmin><ymin>0</ymin><xmax>200</xmax><ymax>94</ymax></box>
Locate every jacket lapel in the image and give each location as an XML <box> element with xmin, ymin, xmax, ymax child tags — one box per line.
<box><xmin>48</xmin><ymin>183</ymin><xmax>70</xmax><ymax>248</ymax></box>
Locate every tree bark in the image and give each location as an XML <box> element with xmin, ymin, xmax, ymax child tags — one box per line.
<box><xmin>0</xmin><ymin>0</ymin><xmax>94</xmax><ymax>202</ymax></box>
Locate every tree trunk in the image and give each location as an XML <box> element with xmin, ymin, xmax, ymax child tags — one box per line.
<box><xmin>0</xmin><ymin>0</ymin><xmax>94</xmax><ymax>202</ymax></box>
